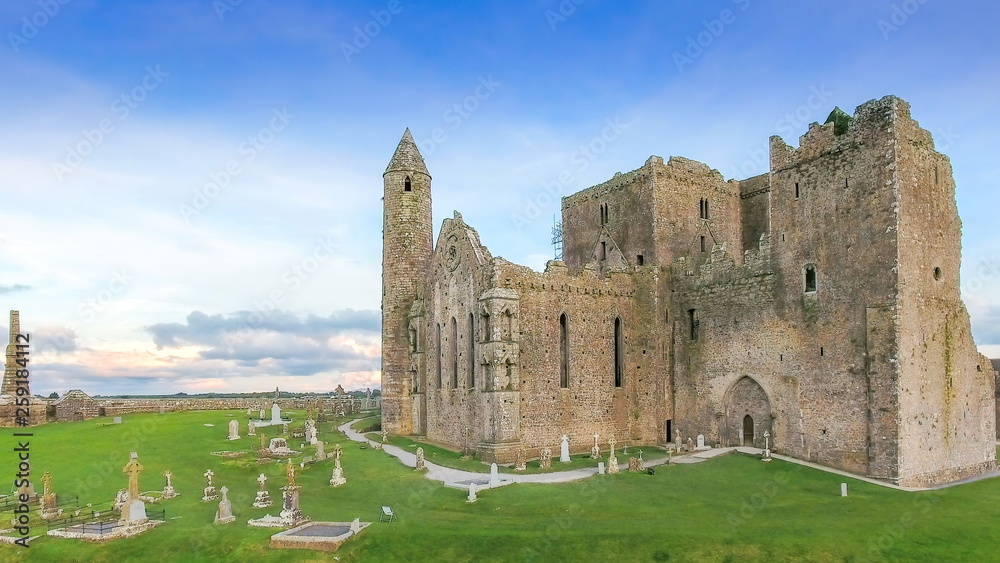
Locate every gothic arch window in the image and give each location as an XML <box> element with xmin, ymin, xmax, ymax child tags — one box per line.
<box><xmin>559</xmin><ymin>313</ymin><xmax>569</xmax><ymax>388</ymax></box>
<box><xmin>804</xmin><ymin>264</ymin><xmax>818</xmax><ymax>293</ymax></box>
<box><xmin>404</xmin><ymin>176</ymin><xmax>412</xmax><ymax>192</ymax></box>
<box><xmin>451</xmin><ymin>317</ymin><xmax>458</xmax><ymax>389</ymax></box>
<box><xmin>436</xmin><ymin>323</ymin><xmax>442</xmax><ymax>388</ymax></box>
<box><xmin>613</xmin><ymin>317</ymin><xmax>624</xmax><ymax>388</ymax></box>
<box><xmin>699</xmin><ymin>198</ymin><xmax>710</xmax><ymax>220</ymax></box>
<box><xmin>688</xmin><ymin>309</ymin><xmax>699</xmax><ymax>341</ymax></box>
<box><xmin>482</xmin><ymin>310</ymin><xmax>491</xmax><ymax>342</ymax></box>
<box><xmin>408</xmin><ymin>325</ymin><xmax>417</xmax><ymax>354</ymax></box>
<box><xmin>468</xmin><ymin>313</ymin><xmax>475</xmax><ymax>389</ymax></box>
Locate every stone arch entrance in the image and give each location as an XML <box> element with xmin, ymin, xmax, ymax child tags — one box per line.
<box><xmin>724</xmin><ymin>376</ymin><xmax>772</xmax><ymax>449</ymax></box>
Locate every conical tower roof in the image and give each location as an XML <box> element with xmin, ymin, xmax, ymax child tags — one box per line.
<box><xmin>384</xmin><ymin>128</ymin><xmax>429</xmax><ymax>176</ymax></box>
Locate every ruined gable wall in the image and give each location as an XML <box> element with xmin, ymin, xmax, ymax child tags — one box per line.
<box><xmin>891</xmin><ymin>98</ymin><xmax>997</xmax><ymax>486</ymax></box>
<box><xmin>422</xmin><ymin>216</ymin><xmax>495</xmax><ymax>450</ymax></box>
<box><xmin>561</xmin><ymin>164</ymin><xmax>656</xmax><ymax>269</ymax></box>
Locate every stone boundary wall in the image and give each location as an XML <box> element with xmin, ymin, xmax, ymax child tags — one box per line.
<box><xmin>96</xmin><ymin>397</ymin><xmax>380</xmax><ymax>415</ymax></box>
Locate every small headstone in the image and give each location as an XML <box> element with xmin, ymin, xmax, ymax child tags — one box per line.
<box><xmin>628</xmin><ymin>457</ymin><xmax>639</xmax><ymax>471</ymax></box>
<box><xmin>514</xmin><ymin>448</ymin><xmax>526</xmax><ymax>471</ymax></box>
<box><xmin>597</xmin><ymin>462</ymin><xmax>606</xmax><ymax>474</ymax></box>
<box><xmin>560</xmin><ymin>434</ymin><xmax>571</xmax><ymax>463</ymax></box>
<box><xmin>696</xmin><ymin>434</ymin><xmax>705</xmax><ymax>449</ymax></box>
<box><xmin>315</xmin><ymin>441</ymin><xmax>326</xmax><ymax>460</ymax></box>
<box><xmin>490</xmin><ymin>462</ymin><xmax>500</xmax><ymax>487</ymax></box>
<box><xmin>247</xmin><ymin>422</ymin><xmax>256</xmax><ymax>437</ymax></box>
<box><xmin>591</xmin><ymin>432</ymin><xmax>601</xmax><ymax>459</ymax></box>
<box><xmin>113</xmin><ymin>416</ymin><xmax>122</xmax><ymax>424</ymax></box>
<box><xmin>841</xmin><ymin>483</ymin><xmax>848</xmax><ymax>497</ymax></box>
<box><xmin>467</xmin><ymin>482</ymin><xmax>477</xmax><ymax>503</ymax></box>
<box><xmin>253</xmin><ymin>473</ymin><xmax>272</xmax><ymax>508</ymax></box>
<box><xmin>202</xmin><ymin>469</ymin><xmax>219</xmax><ymax>501</ymax></box>
<box><xmin>214</xmin><ymin>486</ymin><xmax>235</xmax><ymax>524</ymax></box>
<box><xmin>162</xmin><ymin>470</ymin><xmax>177</xmax><ymax>499</ymax></box>
<box><xmin>159</xmin><ymin>405</ymin><xmax>166</xmax><ymax>414</ymax></box>
<box><xmin>414</xmin><ymin>447</ymin><xmax>426</xmax><ymax>471</ymax></box>
<box><xmin>228</xmin><ymin>419</ymin><xmax>240</xmax><ymax>440</ymax></box>
<box><xmin>539</xmin><ymin>447</ymin><xmax>552</xmax><ymax>469</ymax></box>
<box><xmin>350</xmin><ymin>517</ymin><xmax>362</xmax><ymax>533</ymax></box>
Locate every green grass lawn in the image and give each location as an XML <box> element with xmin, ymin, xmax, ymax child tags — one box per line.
<box><xmin>2</xmin><ymin>411</ymin><xmax>998</xmax><ymax>562</ymax></box>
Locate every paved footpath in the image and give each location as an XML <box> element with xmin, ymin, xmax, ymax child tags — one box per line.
<box><xmin>338</xmin><ymin>421</ymin><xmax>1000</xmax><ymax>492</ymax></box>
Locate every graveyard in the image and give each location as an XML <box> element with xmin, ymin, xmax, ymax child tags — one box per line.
<box><xmin>0</xmin><ymin>408</ymin><xmax>997</xmax><ymax>561</ymax></box>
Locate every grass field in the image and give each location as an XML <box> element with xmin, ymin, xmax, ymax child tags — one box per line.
<box><xmin>1</xmin><ymin>410</ymin><xmax>998</xmax><ymax>562</ymax></box>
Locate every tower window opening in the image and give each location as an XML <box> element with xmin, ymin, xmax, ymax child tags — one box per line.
<box><xmin>468</xmin><ymin>313</ymin><xmax>475</xmax><ymax>389</ymax></box>
<box><xmin>805</xmin><ymin>265</ymin><xmax>817</xmax><ymax>292</ymax></box>
<box><xmin>451</xmin><ymin>317</ymin><xmax>458</xmax><ymax>389</ymax></box>
<box><xmin>601</xmin><ymin>241</ymin><xmax>607</xmax><ymax>261</ymax></box>
<box><xmin>700</xmin><ymin>236</ymin><xmax>706</xmax><ymax>253</ymax></box>
<box><xmin>636</xmin><ymin>254</ymin><xmax>644</xmax><ymax>266</ymax></box>
<box><xmin>688</xmin><ymin>309</ymin><xmax>699</xmax><ymax>341</ymax></box>
<box><xmin>795</xmin><ymin>182</ymin><xmax>800</xmax><ymax>199</ymax></box>
<box><xmin>404</xmin><ymin>176</ymin><xmax>412</xmax><ymax>192</ymax></box>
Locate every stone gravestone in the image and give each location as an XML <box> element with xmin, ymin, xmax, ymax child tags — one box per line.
<box><xmin>214</xmin><ymin>486</ymin><xmax>235</xmax><ymax>524</ymax></box>
<box><xmin>113</xmin><ymin>416</ymin><xmax>122</xmax><ymax>424</ymax></box>
<box><xmin>560</xmin><ymin>434</ymin><xmax>571</xmax><ymax>463</ymax></box>
<box><xmin>591</xmin><ymin>433</ymin><xmax>601</xmax><ymax>459</ymax></box>
<box><xmin>159</xmin><ymin>405</ymin><xmax>166</xmax><ymax>414</ymax></box>
<box><xmin>202</xmin><ymin>469</ymin><xmax>219</xmax><ymax>501</ymax></box>
<box><xmin>329</xmin><ymin>444</ymin><xmax>346</xmax><ymax>487</ymax></box>
<box><xmin>696</xmin><ymin>434</ymin><xmax>706</xmax><ymax>449</ymax></box>
<box><xmin>278</xmin><ymin>460</ymin><xmax>308</xmax><ymax>526</ymax></box>
<box><xmin>467</xmin><ymin>482</ymin><xmax>477</xmax><ymax>503</ymax></box>
<box><xmin>607</xmin><ymin>437</ymin><xmax>620</xmax><ymax>475</ymax></box>
<box><xmin>39</xmin><ymin>471</ymin><xmax>61</xmax><ymax>520</ymax></box>
<box><xmin>121</xmin><ymin>452</ymin><xmax>148</xmax><ymax>524</ymax></box>
<box><xmin>267</xmin><ymin>437</ymin><xmax>295</xmax><ymax>456</ymax></box>
<box><xmin>350</xmin><ymin>517</ymin><xmax>362</xmax><ymax>534</ymax></box>
<box><xmin>253</xmin><ymin>473</ymin><xmax>272</xmax><ymax>508</ymax></box>
<box><xmin>315</xmin><ymin>441</ymin><xmax>326</xmax><ymax>460</ymax></box>
<box><xmin>598</xmin><ymin>462</ymin><xmax>606</xmax><ymax>475</ymax></box>
<box><xmin>841</xmin><ymin>483</ymin><xmax>848</xmax><ymax>497</ymax></box>
<box><xmin>628</xmin><ymin>457</ymin><xmax>639</xmax><ymax>471</ymax></box>
<box><xmin>259</xmin><ymin>407</ymin><xmax>265</xmax><ymax>420</ymax></box>
<box><xmin>514</xmin><ymin>448</ymin><xmax>527</xmax><ymax>471</ymax></box>
<box><xmin>490</xmin><ymin>463</ymin><xmax>500</xmax><ymax>487</ymax></box>
<box><xmin>247</xmin><ymin>422</ymin><xmax>256</xmax><ymax>437</ymax></box>
<box><xmin>539</xmin><ymin>447</ymin><xmax>552</xmax><ymax>469</ymax></box>
<box><xmin>636</xmin><ymin>450</ymin><xmax>645</xmax><ymax>471</ymax></box>
<box><xmin>162</xmin><ymin>470</ymin><xmax>177</xmax><ymax>499</ymax></box>
<box><xmin>414</xmin><ymin>447</ymin><xmax>426</xmax><ymax>471</ymax></box>
<box><xmin>228</xmin><ymin>419</ymin><xmax>240</xmax><ymax>440</ymax></box>
<box><xmin>282</xmin><ymin>422</ymin><xmax>289</xmax><ymax>435</ymax></box>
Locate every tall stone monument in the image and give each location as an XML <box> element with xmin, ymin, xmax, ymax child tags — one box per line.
<box><xmin>214</xmin><ymin>486</ymin><xmax>235</xmax><ymax>524</ymax></box>
<box><xmin>120</xmin><ymin>452</ymin><xmax>148</xmax><ymax>523</ymax></box>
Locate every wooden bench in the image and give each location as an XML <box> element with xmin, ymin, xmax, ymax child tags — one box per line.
<box><xmin>379</xmin><ymin>505</ymin><xmax>394</xmax><ymax>523</ymax></box>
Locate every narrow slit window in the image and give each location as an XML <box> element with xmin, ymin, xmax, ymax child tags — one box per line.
<box><xmin>468</xmin><ymin>313</ymin><xmax>475</xmax><ymax>389</ymax></box>
<box><xmin>700</xmin><ymin>236</ymin><xmax>706</xmax><ymax>253</ymax></box>
<box><xmin>688</xmin><ymin>309</ymin><xmax>699</xmax><ymax>341</ymax></box>
<box><xmin>613</xmin><ymin>317</ymin><xmax>623</xmax><ymax>388</ymax></box>
<box><xmin>636</xmin><ymin>254</ymin><xmax>644</xmax><ymax>266</ymax></box>
<box><xmin>436</xmin><ymin>323</ymin><xmax>442</xmax><ymax>388</ymax></box>
<box><xmin>559</xmin><ymin>314</ymin><xmax>569</xmax><ymax>388</ymax></box>
<box><xmin>795</xmin><ymin>182</ymin><xmax>800</xmax><ymax>199</ymax></box>
<box><xmin>450</xmin><ymin>317</ymin><xmax>458</xmax><ymax>389</ymax></box>
<box><xmin>404</xmin><ymin>176</ymin><xmax>412</xmax><ymax>192</ymax></box>
<box><xmin>601</xmin><ymin>241</ymin><xmax>607</xmax><ymax>260</ymax></box>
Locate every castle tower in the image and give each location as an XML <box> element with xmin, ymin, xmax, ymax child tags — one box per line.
<box><xmin>2</xmin><ymin>310</ymin><xmax>22</xmax><ymax>396</ymax></box>
<box><xmin>381</xmin><ymin>129</ymin><xmax>432</xmax><ymax>435</ymax></box>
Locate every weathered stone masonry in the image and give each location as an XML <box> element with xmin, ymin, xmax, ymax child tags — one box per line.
<box><xmin>381</xmin><ymin>96</ymin><xmax>996</xmax><ymax>487</ymax></box>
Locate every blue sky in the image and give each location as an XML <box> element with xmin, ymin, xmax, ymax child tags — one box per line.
<box><xmin>2</xmin><ymin>0</ymin><xmax>999</xmax><ymax>395</ymax></box>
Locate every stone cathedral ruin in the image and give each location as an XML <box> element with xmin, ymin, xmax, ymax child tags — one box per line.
<box><xmin>381</xmin><ymin>95</ymin><xmax>996</xmax><ymax>487</ymax></box>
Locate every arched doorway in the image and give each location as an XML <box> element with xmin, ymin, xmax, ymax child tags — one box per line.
<box><xmin>743</xmin><ymin>415</ymin><xmax>754</xmax><ymax>447</ymax></box>
<box><xmin>724</xmin><ymin>376</ymin><xmax>772</xmax><ymax>449</ymax></box>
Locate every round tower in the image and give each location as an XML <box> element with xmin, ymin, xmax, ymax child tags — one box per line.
<box><xmin>381</xmin><ymin>129</ymin><xmax>432</xmax><ymax>435</ymax></box>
